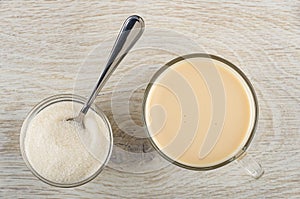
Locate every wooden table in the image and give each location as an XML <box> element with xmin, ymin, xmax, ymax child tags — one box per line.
<box><xmin>1</xmin><ymin>0</ymin><xmax>299</xmax><ymax>198</ymax></box>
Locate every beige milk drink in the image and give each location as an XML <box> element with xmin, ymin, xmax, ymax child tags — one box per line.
<box><xmin>145</xmin><ymin>55</ymin><xmax>256</xmax><ymax>167</ymax></box>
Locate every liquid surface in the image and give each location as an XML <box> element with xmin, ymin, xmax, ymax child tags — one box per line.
<box><xmin>145</xmin><ymin>56</ymin><xmax>256</xmax><ymax>167</ymax></box>
<box><xmin>24</xmin><ymin>101</ymin><xmax>111</xmax><ymax>184</ymax></box>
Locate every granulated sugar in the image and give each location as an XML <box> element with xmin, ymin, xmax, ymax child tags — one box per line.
<box><xmin>24</xmin><ymin>101</ymin><xmax>111</xmax><ymax>184</ymax></box>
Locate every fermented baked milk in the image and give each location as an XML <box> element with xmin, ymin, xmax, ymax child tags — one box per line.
<box><xmin>145</xmin><ymin>55</ymin><xmax>256</xmax><ymax>167</ymax></box>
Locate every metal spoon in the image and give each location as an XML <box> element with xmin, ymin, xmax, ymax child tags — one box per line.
<box><xmin>68</xmin><ymin>15</ymin><xmax>144</xmax><ymax>127</ymax></box>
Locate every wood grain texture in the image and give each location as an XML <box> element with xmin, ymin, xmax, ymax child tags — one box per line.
<box><xmin>0</xmin><ymin>0</ymin><xmax>299</xmax><ymax>198</ymax></box>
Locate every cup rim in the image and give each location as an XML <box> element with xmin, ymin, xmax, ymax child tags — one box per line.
<box><xmin>20</xmin><ymin>94</ymin><xmax>113</xmax><ymax>188</ymax></box>
<box><xmin>142</xmin><ymin>53</ymin><xmax>259</xmax><ymax>171</ymax></box>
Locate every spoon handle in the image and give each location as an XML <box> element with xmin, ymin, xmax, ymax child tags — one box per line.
<box><xmin>81</xmin><ymin>15</ymin><xmax>145</xmax><ymax>114</ymax></box>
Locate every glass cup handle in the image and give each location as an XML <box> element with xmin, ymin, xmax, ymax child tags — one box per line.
<box><xmin>236</xmin><ymin>152</ymin><xmax>264</xmax><ymax>179</ymax></box>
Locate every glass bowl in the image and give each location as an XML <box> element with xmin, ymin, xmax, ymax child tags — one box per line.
<box><xmin>20</xmin><ymin>94</ymin><xmax>113</xmax><ymax>188</ymax></box>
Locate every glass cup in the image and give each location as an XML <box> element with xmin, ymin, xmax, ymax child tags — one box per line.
<box><xmin>20</xmin><ymin>94</ymin><xmax>113</xmax><ymax>187</ymax></box>
<box><xmin>143</xmin><ymin>53</ymin><xmax>264</xmax><ymax>179</ymax></box>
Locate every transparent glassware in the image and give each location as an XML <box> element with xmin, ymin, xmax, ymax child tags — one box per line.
<box><xmin>20</xmin><ymin>94</ymin><xmax>113</xmax><ymax>187</ymax></box>
<box><xmin>143</xmin><ymin>53</ymin><xmax>264</xmax><ymax>179</ymax></box>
